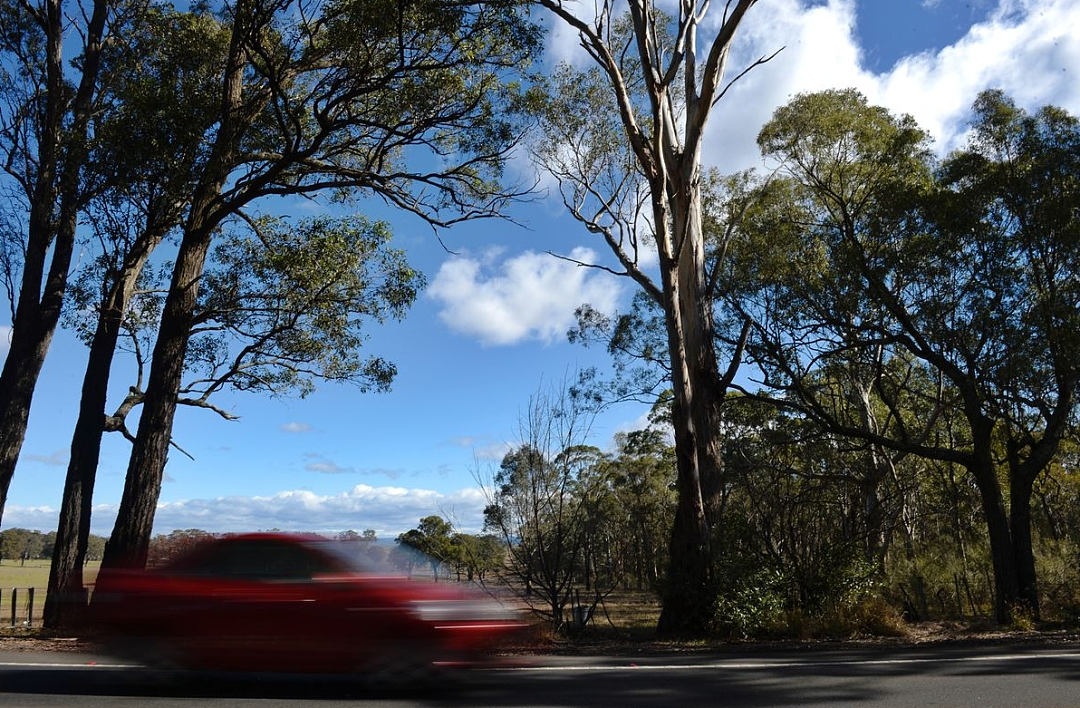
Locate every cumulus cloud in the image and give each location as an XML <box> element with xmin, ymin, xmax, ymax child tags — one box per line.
<box><xmin>156</xmin><ymin>484</ymin><xmax>489</xmax><ymax>537</ymax></box>
<box><xmin>4</xmin><ymin>484</ymin><xmax>491</xmax><ymax>537</ymax></box>
<box><xmin>872</xmin><ymin>0</ymin><xmax>1080</xmax><ymax>153</ymax></box>
<box><xmin>428</xmin><ymin>247</ymin><xmax>621</xmax><ymax>347</ymax></box>
<box><xmin>0</xmin><ymin>505</ymin><xmax>63</xmax><ymax>532</ymax></box>
<box><xmin>708</xmin><ymin>0</ymin><xmax>1080</xmax><ymax>172</ymax></box>
<box><xmin>705</xmin><ymin>0</ymin><xmax>872</xmax><ymax>172</ymax></box>
<box><xmin>281</xmin><ymin>421</ymin><xmax>312</xmax><ymax>434</ymax></box>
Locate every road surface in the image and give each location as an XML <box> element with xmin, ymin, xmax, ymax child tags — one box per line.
<box><xmin>2</xmin><ymin>641</ymin><xmax>1080</xmax><ymax>707</ymax></box>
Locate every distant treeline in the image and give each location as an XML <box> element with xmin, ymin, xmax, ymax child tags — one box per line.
<box><xmin>0</xmin><ymin>528</ymin><xmax>107</xmax><ymax>563</ymax></box>
<box><xmin>0</xmin><ymin>527</ymin><xmax>385</xmax><ymax>566</ymax></box>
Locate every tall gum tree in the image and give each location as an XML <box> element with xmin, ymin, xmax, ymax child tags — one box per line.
<box><xmin>528</xmin><ymin>0</ymin><xmax>769</xmax><ymax>636</ymax></box>
<box><xmin>44</xmin><ymin>5</ymin><xmax>230</xmax><ymax>629</ymax></box>
<box><xmin>0</xmin><ymin>0</ymin><xmax>123</xmax><ymax>526</ymax></box>
<box><xmin>98</xmin><ymin>0</ymin><xmax>537</xmax><ymax>572</ymax></box>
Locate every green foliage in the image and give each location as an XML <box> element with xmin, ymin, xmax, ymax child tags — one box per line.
<box><xmin>0</xmin><ymin>529</ymin><xmax>51</xmax><ymax>562</ymax></box>
<box><xmin>396</xmin><ymin>515</ymin><xmax>455</xmax><ymax>581</ymax></box>
<box><xmin>0</xmin><ymin>528</ymin><xmax>107</xmax><ymax>563</ymax></box>
<box><xmin>728</xmin><ymin>86</ymin><xmax>1080</xmax><ymax>623</ymax></box>
<box><xmin>89</xmin><ymin>6</ymin><xmax>229</xmax><ymax>192</ymax></box>
<box><xmin>448</xmin><ymin>532</ymin><xmax>504</xmax><ymax>582</ymax></box>
<box><xmin>191</xmin><ymin>214</ymin><xmax>423</xmax><ymax>397</ymax></box>
<box><xmin>481</xmin><ymin>381</ymin><xmax>663</xmax><ymax>633</ymax></box>
<box><xmin>714</xmin><ymin>568</ymin><xmax>787</xmax><ymax>639</ymax></box>
<box><xmin>1033</xmin><ymin>537</ymin><xmax>1080</xmax><ymax>628</ymax></box>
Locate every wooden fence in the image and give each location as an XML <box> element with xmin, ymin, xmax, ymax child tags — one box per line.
<box><xmin>0</xmin><ymin>588</ymin><xmax>39</xmax><ymax>628</ymax></box>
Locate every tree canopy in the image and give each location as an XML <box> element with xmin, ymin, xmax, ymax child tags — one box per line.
<box><xmin>730</xmin><ymin>88</ymin><xmax>1080</xmax><ymax>622</ymax></box>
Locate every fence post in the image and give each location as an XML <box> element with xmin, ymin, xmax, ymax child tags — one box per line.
<box><xmin>9</xmin><ymin>588</ymin><xmax>15</xmax><ymax>628</ymax></box>
<box><xmin>26</xmin><ymin>587</ymin><xmax>34</xmax><ymax>628</ymax></box>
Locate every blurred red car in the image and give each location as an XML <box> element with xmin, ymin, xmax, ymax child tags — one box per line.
<box><xmin>91</xmin><ymin>532</ymin><xmax>526</xmax><ymax>680</ymax></box>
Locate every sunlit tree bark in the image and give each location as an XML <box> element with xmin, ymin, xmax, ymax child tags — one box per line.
<box><xmin>530</xmin><ymin>0</ymin><xmax>767</xmax><ymax>635</ymax></box>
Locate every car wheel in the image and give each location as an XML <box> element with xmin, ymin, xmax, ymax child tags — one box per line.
<box><xmin>358</xmin><ymin>643</ymin><xmax>444</xmax><ymax>690</ymax></box>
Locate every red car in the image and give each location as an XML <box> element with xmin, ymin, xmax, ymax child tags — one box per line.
<box><xmin>91</xmin><ymin>532</ymin><xmax>526</xmax><ymax>680</ymax></box>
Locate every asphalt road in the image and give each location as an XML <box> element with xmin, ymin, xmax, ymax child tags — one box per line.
<box><xmin>2</xmin><ymin>642</ymin><xmax>1080</xmax><ymax>707</ymax></box>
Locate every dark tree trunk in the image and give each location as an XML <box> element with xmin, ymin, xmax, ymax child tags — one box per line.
<box><xmin>1009</xmin><ymin>461</ymin><xmax>1040</xmax><ymax>620</ymax></box>
<box><xmin>0</xmin><ymin>294</ymin><xmax>59</xmax><ymax>520</ymax></box>
<box><xmin>100</xmin><ymin>229</ymin><xmax>214</xmax><ymax>570</ymax></box>
<box><xmin>968</xmin><ymin>445</ymin><xmax>1018</xmax><ymax>624</ymax></box>
<box><xmin>44</xmin><ymin>241</ymin><xmax>157</xmax><ymax>629</ymax></box>
<box><xmin>1010</xmin><ymin>487</ymin><xmax>1038</xmax><ymax>619</ymax></box>
<box><xmin>0</xmin><ymin>0</ymin><xmax>106</xmax><ymax>526</ymax></box>
<box><xmin>97</xmin><ymin>0</ymin><xmax>255</xmax><ymax>572</ymax></box>
<box><xmin>43</xmin><ymin>334</ymin><xmax>113</xmax><ymax>628</ymax></box>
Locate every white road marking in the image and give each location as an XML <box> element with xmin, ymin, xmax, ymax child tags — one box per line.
<box><xmin>506</xmin><ymin>651</ymin><xmax>1080</xmax><ymax>672</ymax></box>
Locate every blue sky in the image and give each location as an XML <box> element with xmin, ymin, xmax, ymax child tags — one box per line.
<box><xmin>3</xmin><ymin>0</ymin><xmax>1078</xmax><ymax>539</ymax></box>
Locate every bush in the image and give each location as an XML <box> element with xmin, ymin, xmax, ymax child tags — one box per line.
<box><xmin>713</xmin><ymin>569</ymin><xmax>788</xmax><ymax>639</ymax></box>
<box><xmin>1035</xmin><ymin>538</ymin><xmax>1080</xmax><ymax>628</ymax></box>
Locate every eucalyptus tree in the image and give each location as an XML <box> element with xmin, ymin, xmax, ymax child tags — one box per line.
<box><xmin>448</xmin><ymin>531</ymin><xmax>503</xmax><ymax>582</ymax></box>
<box><xmin>740</xmin><ymin>89</ymin><xmax>1080</xmax><ymax>621</ymax></box>
<box><xmin>187</xmin><ymin>214</ymin><xmax>423</xmax><ymax>402</ymax></box>
<box><xmin>47</xmin><ymin>211</ymin><xmax>422</xmax><ymax>627</ymax></box>
<box><xmin>592</xmin><ymin>427</ymin><xmax>675</xmax><ymax>591</ymax></box>
<box><xmin>0</xmin><ymin>0</ymin><xmax>144</xmax><ymax>527</ymax></box>
<box><xmin>98</xmin><ymin>0</ymin><xmax>537</xmax><ymax>573</ymax></box>
<box><xmin>44</xmin><ymin>5</ymin><xmax>229</xmax><ymax>629</ymax></box>
<box><xmin>937</xmin><ymin>91</ymin><xmax>1080</xmax><ymax>619</ymax></box>
<box><xmin>397</xmin><ymin>515</ymin><xmax>456</xmax><ymax>581</ymax></box>
<box><xmin>529</xmin><ymin>0</ymin><xmax>771</xmax><ymax>636</ymax></box>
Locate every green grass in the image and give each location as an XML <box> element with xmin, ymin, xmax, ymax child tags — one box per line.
<box><xmin>0</xmin><ymin>560</ymin><xmax>100</xmax><ymax>627</ymax></box>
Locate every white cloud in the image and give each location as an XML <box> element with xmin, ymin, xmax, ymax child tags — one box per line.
<box><xmin>281</xmin><ymin>421</ymin><xmax>311</xmax><ymax>434</ymax></box>
<box><xmin>428</xmin><ymin>247</ymin><xmax>621</xmax><ymax>347</ymax></box>
<box><xmin>473</xmin><ymin>440</ymin><xmax>513</xmax><ymax>463</ymax></box>
<box><xmin>872</xmin><ymin>0</ymin><xmax>1080</xmax><ymax>153</ymax></box>
<box><xmin>706</xmin><ymin>0</ymin><xmax>1080</xmax><ymax>172</ymax></box>
<box><xmin>532</xmin><ymin>0</ymin><xmax>1080</xmax><ymax>176</ymax></box>
<box><xmin>152</xmin><ymin>484</ymin><xmax>491</xmax><ymax>537</ymax></box>
<box><xmin>2</xmin><ymin>484</ymin><xmax>491</xmax><ymax>538</ymax></box>
<box><xmin>0</xmin><ymin>325</ymin><xmax>10</xmax><ymax>358</ymax></box>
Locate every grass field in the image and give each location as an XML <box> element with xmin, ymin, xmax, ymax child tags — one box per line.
<box><xmin>0</xmin><ymin>560</ymin><xmax>101</xmax><ymax>627</ymax></box>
